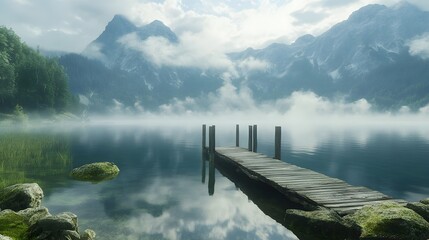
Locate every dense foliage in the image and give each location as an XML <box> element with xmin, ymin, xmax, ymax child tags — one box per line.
<box><xmin>0</xmin><ymin>26</ymin><xmax>73</xmax><ymax>114</ymax></box>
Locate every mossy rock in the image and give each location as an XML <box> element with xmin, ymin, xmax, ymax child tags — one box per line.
<box><xmin>29</xmin><ymin>212</ymin><xmax>79</xmax><ymax>240</ymax></box>
<box><xmin>0</xmin><ymin>210</ymin><xmax>29</xmax><ymax>240</ymax></box>
<box><xmin>345</xmin><ymin>201</ymin><xmax>429</xmax><ymax>240</ymax></box>
<box><xmin>0</xmin><ymin>183</ymin><xmax>44</xmax><ymax>211</ymax></box>
<box><xmin>406</xmin><ymin>202</ymin><xmax>429</xmax><ymax>222</ymax></box>
<box><xmin>420</xmin><ymin>198</ymin><xmax>429</xmax><ymax>205</ymax></box>
<box><xmin>284</xmin><ymin>208</ymin><xmax>361</xmax><ymax>240</ymax></box>
<box><xmin>70</xmin><ymin>162</ymin><xmax>119</xmax><ymax>183</ymax></box>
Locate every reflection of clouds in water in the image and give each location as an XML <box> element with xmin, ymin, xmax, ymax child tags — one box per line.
<box><xmin>126</xmin><ymin>176</ymin><xmax>298</xmax><ymax>240</ymax></box>
<box><xmin>283</xmin><ymin>124</ymin><xmax>429</xmax><ymax>154</ymax></box>
<box><xmin>403</xmin><ymin>187</ymin><xmax>429</xmax><ymax>202</ymax></box>
<box><xmin>43</xmin><ymin>177</ymin><xmax>298</xmax><ymax>240</ymax></box>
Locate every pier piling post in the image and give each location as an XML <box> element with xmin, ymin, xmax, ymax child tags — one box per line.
<box><xmin>274</xmin><ymin>126</ymin><xmax>281</xmax><ymax>160</ymax></box>
<box><xmin>248</xmin><ymin>125</ymin><xmax>253</xmax><ymax>151</ymax></box>
<box><xmin>202</xmin><ymin>124</ymin><xmax>206</xmax><ymax>150</ymax></box>
<box><xmin>208</xmin><ymin>125</ymin><xmax>215</xmax><ymax>195</ymax></box>
<box><xmin>236</xmin><ymin>124</ymin><xmax>239</xmax><ymax>147</ymax></box>
<box><xmin>253</xmin><ymin>125</ymin><xmax>257</xmax><ymax>152</ymax></box>
<box><xmin>209</xmin><ymin>125</ymin><xmax>216</xmax><ymax>161</ymax></box>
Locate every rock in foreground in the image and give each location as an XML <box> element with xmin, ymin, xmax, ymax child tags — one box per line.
<box><xmin>345</xmin><ymin>201</ymin><xmax>429</xmax><ymax>240</ymax></box>
<box><xmin>0</xmin><ymin>183</ymin><xmax>96</xmax><ymax>239</ymax></box>
<box><xmin>70</xmin><ymin>162</ymin><xmax>119</xmax><ymax>182</ymax></box>
<box><xmin>0</xmin><ymin>183</ymin><xmax>44</xmax><ymax>211</ymax></box>
<box><xmin>284</xmin><ymin>208</ymin><xmax>361</xmax><ymax>240</ymax></box>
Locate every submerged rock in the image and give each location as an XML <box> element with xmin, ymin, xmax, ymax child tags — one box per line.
<box><xmin>0</xmin><ymin>209</ymin><xmax>29</xmax><ymax>240</ymax></box>
<box><xmin>345</xmin><ymin>201</ymin><xmax>429</xmax><ymax>240</ymax></box>
<box><xmin>0</xmin><ymin>183</ymin><xmax>44</xmax><ymax>211</ymax></box>
<box><xmin>284</xmin><ymin>208</ymin><xmax>361</xmax><ymax>240</ymax></box>
<box><xmin>70</xmin><ymin>162</ymin><xmax>119</xmax><ymax>182</ymax></box>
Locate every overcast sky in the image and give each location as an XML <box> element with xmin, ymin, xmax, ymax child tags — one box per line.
<box><xmin>1</xmin><ymin>0</ymin><xmax>428</xmax><ymax>54</ymax></box>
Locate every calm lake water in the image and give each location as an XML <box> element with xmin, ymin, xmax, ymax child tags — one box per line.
<box><xmin>2</xmin><ymin>120</ymin><xmax>429</xmax><ymax>240</ymax></box>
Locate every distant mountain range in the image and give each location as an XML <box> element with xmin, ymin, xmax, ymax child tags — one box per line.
<box><xmin>59</xmin><ymin>2</ymin><xmax>429</xmax><ymax>112</ymax></box>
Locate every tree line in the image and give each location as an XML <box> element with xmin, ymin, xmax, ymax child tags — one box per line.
<box><xmin>0</xmin><ymin>26</ymin><xmax>75</xmax><ymax>115</ymax></box>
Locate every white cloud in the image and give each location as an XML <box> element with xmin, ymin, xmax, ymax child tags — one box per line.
<box><xmin>83</xmin><ymin>42</ymin><xmax>106</xmax><ymax>61</ymax></box>
<box><xmin>237</xmin><ymin>57</ymin><xmax>271</xmax><ymax>73</ymax></box>
<box><xmin>119</xmin><ymin>34</ymin><xmax>233</xmax><ymax>70</ymax></box>
<box><xmin>0</xmin><ymin>0</ymin><xmax>416</xmax><ymax>54</ymax></box>
<box><xmin>407</xmin><ymin>33</ymin><xmax>429</xmax><ymax>59</ymax></box>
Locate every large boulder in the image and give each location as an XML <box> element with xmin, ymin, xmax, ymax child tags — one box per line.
<box><xmin>70</xmin><ymin>162</ymin><xmax>119</xmax><ymax>182</ymax></box>
<box><xmin>345</xmin><ymin>201</ymin><xmax>429</xmax><ymax>240</ymax></box>
<box><xmin>29</xmin><ymin>212</ymin><xmax>79</xmax><ymax>240</ymax></box>
<box><xmin>284</xmin><ymin>208</ymin><xmax>361</xmax><ymax>240</ymax></box>
<box><xmin>0</xmin><ymin>183</ymin><xmax>44</xmax><ymax>211</ymax></box>
<box><xmin>0</xmin><ymin>209</ymin><xmax>29</xmax><ymax>240</ymax></box>
<box><xmin>18</xmin><ymin>207</ymin><xmax>51</xmax><ymax>225</ymax></box>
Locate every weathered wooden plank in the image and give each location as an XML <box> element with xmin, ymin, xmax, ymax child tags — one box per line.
<box><xmin>324</xmin><ymin>199</ymin><xmax>403</xmax><ymax>208</ymax></box>
<box><xmin>267</xmin><ymin>178</ymin><xmax>342</xmax><ymax>185</ymax></box>
<box><xmin>316</xmin><ymin>197</ymin><xmax>391</xmax><ymax>205</ymax></box>
<box><xmin>278</xmin><ymin>182</ymin><xmax>350</xmax><ymax>190</ymax></box>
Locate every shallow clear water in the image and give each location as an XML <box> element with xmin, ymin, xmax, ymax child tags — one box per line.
<box><xmin>2</xmin><ymin>122</ymin><xmax>429</xmax><ymax>240</ymax></box>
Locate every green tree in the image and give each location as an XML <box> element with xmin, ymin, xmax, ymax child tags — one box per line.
<box><xmin>0</xmin><ymin>54</ymin><xmax>15</xmax><ymax>104</ymax></box>
<box><xmin>0</xmin><ymin>26</ymin><xmax>73</xmax><ymax>114</ymax></box>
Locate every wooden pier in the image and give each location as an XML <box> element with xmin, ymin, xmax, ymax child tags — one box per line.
<box><xmin>203</xmin><ymin>124</ymin><xmax>406</xmax><ymax>215</ymax></box>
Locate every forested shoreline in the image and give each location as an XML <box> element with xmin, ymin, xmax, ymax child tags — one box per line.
<box><xmin>0</xmin><ymin>26</ymin><xmax>76</xmax><ymax>117</ymax></box>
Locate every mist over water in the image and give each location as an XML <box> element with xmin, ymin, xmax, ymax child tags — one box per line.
<box><xmin>2</xmin><ymin>90</ymin><xmax>429</xmax><ymax>240</ymax></box>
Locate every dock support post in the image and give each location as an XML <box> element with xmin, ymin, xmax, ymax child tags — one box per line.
<box><xmin>201</xmin><ymin>153</ymin><xmax>206</xmax><ymax>183</ymax></box>
<box><xmin>236</xmin><ymin>124</ymin><xmax>239</xmax><ymax>147</ymax></box>
<box><xmin>208</xmin><ymin>157</ymin><xmax>215</xmax><ymax>196</ymax></box>
<box><xmin>208</xmin><ymin>125</ymin><xmax>215</xmax><ymax>195</ymax></box>
<box><xmin>209</xmin><ymin>125</ymin><xmax>215</xmax><ymax>160</ymax></box>
<box><xmin>202</xmin><ymin>124</ymin><xmax>206</xmax><ymax>150</ymax></box>
<box><xmin>248</xmin><ymin>125</ymin><xmax>253</xmax><ymax>151</ymax></box>
<box><xmin>274</xmin><ymin>126</ymin><xmax>281</xmax><ymax>160</ymax></box>
<box><xmin>253</xmin><ymin>125</ymin><xmax>257</xmax><ymax>152</ymax></box>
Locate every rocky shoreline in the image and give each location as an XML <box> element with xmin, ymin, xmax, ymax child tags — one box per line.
<box><xmin>0</xmin><ymin>183</ymin><xmax>95</xmax><ymax>240</ymax></box>
<box><xmin>284</xmin><ymin>200</ymin><xmax>429</xmax><ymax>240</ymax></box>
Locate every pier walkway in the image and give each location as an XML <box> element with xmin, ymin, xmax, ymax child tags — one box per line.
<box><xmin>204</xmin><ymin>125</ymin><xmax>406</xmax><ymax>215</ymax></box>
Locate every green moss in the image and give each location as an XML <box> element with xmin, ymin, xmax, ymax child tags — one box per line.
<box><xmin>345</xmin><ymin>201</ymin><xmax>429</xmax><ymax>239</ymax></box>
<box><xmin>284</xmin><ymin>208</ymin><xmax>361</xmax><ymax>240</ymax></box>
<box><xmin>0</xmin><ymin>210</ymin><xmax>29</xmax><ymax>240</ymax></box>
<box><xmin>70</xmin><ymin>162</ymin><xmax>119</xmax><ymax>183</ymax></box>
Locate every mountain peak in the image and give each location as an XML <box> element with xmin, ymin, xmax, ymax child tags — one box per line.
<box><xmin>137</xmin><ymin>20</ymin><xmax>178</xmax><ymax>42</ymax></box>
<box><xmin>107</xmin><ymin>15</ymin><xmax>136</xmax><ymax>32</ymax></box>
<box><xmin>94</xmin><ymin>14</ymin><xmax>137</xmax><ymax>45</ymax></box>
<box><xmin>148</xmin><ymin>20</ymin><xmax>166</xmax><ymax>27</ymax></box>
